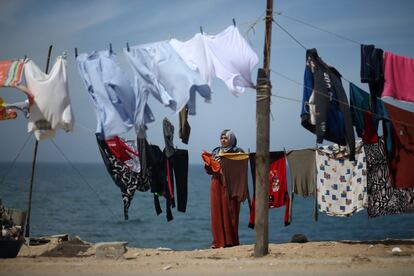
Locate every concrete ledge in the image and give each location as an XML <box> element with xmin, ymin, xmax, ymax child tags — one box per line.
<box><xmin>95</xmin><ymin>241</ymin><xmax>128</xmax><ymax>259</ymax></box>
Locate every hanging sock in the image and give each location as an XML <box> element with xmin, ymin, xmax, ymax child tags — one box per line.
<box><xmin>163</xmin><ymin>117</ymin><xmax>175</xmax><ymax>158</ymax></box>
<box><xmin>178</xmin><ymin>105</ymin><xmax>191</xmax><ymax>144</ymax></box>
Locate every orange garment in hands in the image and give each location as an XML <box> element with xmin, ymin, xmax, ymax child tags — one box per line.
<box><xmin>201</xmin><ymin>151</ymin><xmax>220</xmax><ymax>173</ymax></box>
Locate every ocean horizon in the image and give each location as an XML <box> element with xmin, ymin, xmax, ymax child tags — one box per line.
<box><xmin>1</xmin><ymin>162</ymin><xmax>414</xmax><ymax>250</ymax></box>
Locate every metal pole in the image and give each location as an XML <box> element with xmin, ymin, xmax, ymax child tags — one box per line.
<box><xmin>254</xmin><ymin>0</ymin><xmax>273</xmax><ymax>257</ymax></box>
<box><xmin>25</xmin><ymin>45</ymin><xmax>53</xmax><ymax>244</ymax></box>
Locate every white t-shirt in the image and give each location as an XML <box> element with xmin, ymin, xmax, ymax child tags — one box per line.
<box><xmin>170</xmin><ymin>26</ymin><xmax>258</xmax><ymax>96</ymax></box>
<box><xmin>24</xmin><ymin>56</ymin><xmax>74</xmax><ymax>140</ymax></box>
<box><xmin>170</xmin><ymin>33</ymin><xmax>214</xmax><ymax>86</ymax></box>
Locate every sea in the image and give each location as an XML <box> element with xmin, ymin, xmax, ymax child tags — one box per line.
<box><xmin>1</xmin><ymin>162</ymin><xmax>414</xmax><ymax>250</ymax></box>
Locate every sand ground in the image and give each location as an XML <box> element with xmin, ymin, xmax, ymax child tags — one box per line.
<box><xmin>1</xmin><ymin>236</ymin><xmax>414</xmax><ymax>276</ymax></box>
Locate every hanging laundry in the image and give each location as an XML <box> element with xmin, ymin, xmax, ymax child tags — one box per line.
<box><xmin>24</xmin><ymin>56</ymin><xmax>74</xmax><ymax>140</ymax></box>
<box><xmin>169</xmin><ymin>33</ymin><xmax>214</xmax><ymax>86</ymax></box>
<box><xmin>163</xmin><ymin>117</ymin><xmax>175</xmax><ymax>158</ymax></box>
<box><xmin>248</xmin><ymin>152</ymin><xmax>290</xmax><ymax>228</ymax></box>
<box><xmin>137</xmin><ymin>129</ymin><xmax>151</xmax><ymax>184</ymax></box>
<box><xmin>365</xmin><ymin>137</ymin><xmax>414</xmax><ymax>218</ymax></box>
<box><xmin>0</xmin><ymin>59</ymin><xmax>32</xmax><ymax>121</ymax></box>
<box><xmin>382</xmin><ymin>51</ymin><xmax>414</xmax><ymax>103</ymax></box>
<box><xmin>0</xmin><ymin>97</ymin><xmax>17</xmax><ymax>120</ymax></box>
<box><xmin>383</xmin><ymin>102</ymin><xmax>414</xmax><ymax>189</ymax></box>
<box><xmin>170</xmin><ymin>25</ymin><xmax>258</xmax><ymax>97</ymax></box>
<box><xmin>349</xmin><ymin>83</ymin><xmax>393</xmax><ymax>156</ymax></box>
<box><xmin>187</xmin><ymin>84</ymin><xmax>211</xmax><ymax>115</ymax></box>
<box><xmin>4</xmin><ymin>99</ymin><xmax>30</xmax><ymax>118</ymax></box>
<box><xmin>0</xmin><ymin>98</ymin><xmax>30</xmax><ymax>120</ymax></box>
<box><xmin>360</xmin><ymin>44</ymin><xmax>384</xmax><ymax>100</ymax></box>
<box><xmin>105</xmin><ymin>136</ymin><xmax>141</xmax><ymax>173</ymax></box>
<box><xmin>124</xmin><ymin>41</ymin><xmax>210</xmax><ymax>115</ymax></box>
<box><xmin>145</xmin><ymin>144</ymin><xmax>179</xmax><ymax>221</ymax></box>
<box><xmin>301</xmin><ymin>49</ymin><xmax>355</xmax><ymax>160</ymax></box>
<box><xmin>0</xmin><ymin>59</ymin><xmax>25</xmax><ymax>88</ymax></box>
<box><xmin>162</xmin><ymin>117</ymin><xmax>189</xmax><ymax>212</ymax></box>
<box><xmin>219</xmin><ymin>152</ymin><xmax>249</xmax><ymax>203</ymax></box>
<box><xmin>96</xmin><ymin>133</ymin><xmax>150</xmax><ymax>220</ymax></box>
<box><xmin>165</xmin><ymin>149</ymin><xmax>189</xmax><ymax>213</ymax></box>
<box><xmin>316</xmin><ymin>141</ymin><xmax>367</xmax><ymax>217</ymax></box>
<box><xmin>286</xmin><ymin>149</ymin><xmax>317</xmax><ymax>223</ymax></box>
<box><xmin>77</xmin><ymin>50</ymin><xmax>153</xmax><ymax>138</ymax></box>
<box><xmin>178</xmin><ymin>105</ymin><xmax>191</xmax><ymax>144</ymax></box>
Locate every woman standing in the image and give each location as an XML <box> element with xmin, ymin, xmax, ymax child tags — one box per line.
<box><xmin>202</xmin><ymin>129</ymin><xmax>245</xmax><ymax>249</ymax></box>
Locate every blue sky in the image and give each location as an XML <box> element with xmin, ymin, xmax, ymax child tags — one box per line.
<box><xmin>1</xmin><ymin>0</ymin><xmax>414</xmax><ymax>164</ymax></box>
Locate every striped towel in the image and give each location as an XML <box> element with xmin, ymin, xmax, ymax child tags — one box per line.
<box><xmin>0</xmin><ymin>59</ymin><xmax>25</xmax><ymax>87</ymax></box>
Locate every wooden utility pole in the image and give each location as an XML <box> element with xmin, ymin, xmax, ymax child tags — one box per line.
<box><xmin>254</xmin><ymin>0</ymin><xmax>273</xmax><ymax>257</ymax></box>
<box><xmin>25</xmin><ymin>45</ymin><xmax>53</xmax><ymax>244</ymax></box>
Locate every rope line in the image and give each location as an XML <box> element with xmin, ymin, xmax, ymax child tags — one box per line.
<box><xmin>272</xmin><ymin>19</ymin><xmax>307</xmax><ymax>50</ymax></box>
<box><xmin>49</xmin><ymin>139</ymin><xmax>140</xmax><ymax>245</ymax></box>
<box><xmin>244</xmin><ymin>11</ymin><xmax>266</xmax><ymax>37</ymax></box>
<box><xmin>0</xmin><ymin>133</ymin><xmax>33</xmax><ymax>186</ymax></box>
<box><xmin>269</xmin><ymin>69</ymin><xmax>414</xmax><ymax>129</ymax></box>
<box><xmin>275</xmin><ymin>11</ymin><xmax>362</xmax><ymax>45</ymax></box>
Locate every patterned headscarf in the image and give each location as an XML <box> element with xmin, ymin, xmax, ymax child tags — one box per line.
<box><xmin>212</xmin><ymin>129</ymin><xmax>241</xmax><ymax>160</ymax></box>
<box><xmin>220</xmin><ymin>129</ymin><xmax>237</xmax><ymax>152</ymax></box>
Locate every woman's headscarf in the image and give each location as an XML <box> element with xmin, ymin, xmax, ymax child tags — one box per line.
<box><xmin>220</xmin><ymin>129</ymin><xmax>237</xmax><ymax>152</ymax></box>
<box><xmin>212</xmin><ymin>129</ymin><xmax>242</xmax><ymax>159</ymax></box>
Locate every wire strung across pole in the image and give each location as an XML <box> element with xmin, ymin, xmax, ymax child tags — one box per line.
<box><xmin>272</xmin><ymin>19</ymin><xmax>307</xmax><ymax>50</ymax></box>
<box><xmin>0</xmin><ymin>133</ymin><xmax>33</xmax><ymax>186</ymax></box>
<box><xmin>275</xmin><ymin>11</ymin><xmax>363</xmax><ymax>45</ymax></box>
<box><xmin>269</xmin><ymin>69</ymin><xmax>414</xmax><ymax>129</ymax></box>
<box><xmin>49</xmin><ymin>139</ymin><xmax>141</xmax><ymax>246</ymax></box>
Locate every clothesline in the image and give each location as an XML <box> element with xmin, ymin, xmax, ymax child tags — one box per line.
<box><xmin>274</xmin><ymin>11</ymin><xmax>363</xmax><ymax>46</ymax></box>
<box><xmin>272</xmin><ymin>19</ymin><xmax>355</xmax><ymax>85</ymax></box>
<box><xmin>269</xmin><ymin>69</ymin><xmax>414</xmax><ymax>129</ymax></box>
<box><xmin>0</xmin><ymin>133</ymin><xmax>32</xmax><ymax>187</ymax></box>
<box><xmin>73</xmin><ymin>13</ymin><xmax>266</xmax><ymax>59</ymax></box>
<box><xmin>49</xmin><ymin>139</ymin><xmax>141</xmax><ymax>243</ymax></box>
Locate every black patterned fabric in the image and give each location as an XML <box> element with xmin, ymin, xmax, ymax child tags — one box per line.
<box><xmin>96</xmin><ymin>133</ymin><xmax>150</xmax><ymax>220</ymax></box>
<box><xmin>365</xmin><ymin>137</ymin><xmax>414</xmax><ymax>218</ymax></box>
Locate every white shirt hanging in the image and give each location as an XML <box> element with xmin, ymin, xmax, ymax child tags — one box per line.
<box><xmin>169</xmin><ymin>33</ymin><xmax>214</xmax><ymax>86</ymax></box>
<box><xmin>170</xmin><ymin>26</ymin><xmax>258</xmax><ymax>96</ymax></box>
<box><xmin>202</xmin><ymin>26</ymin><xmax>258</xmax><ymax>96</ymax></box>
<box><xmin>24</xmin><ymin>56</ymin><xmax>74</xmax><ymax>140</ymax></box>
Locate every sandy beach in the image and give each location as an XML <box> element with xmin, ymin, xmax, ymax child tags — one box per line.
<box><xmin>1</xmin><ymin>236</ymin><xmax>414</xmax><ymax>276</ymax></box>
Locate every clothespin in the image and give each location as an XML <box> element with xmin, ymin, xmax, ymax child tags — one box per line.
<box><xmin>232</xmin><ymin>18</ymin><xmax>236</xmax><ymax>27</ymax></box>
<box><xmin>75</xmin><ymin>48</ymin><xmax>78</xmax><ymax>58</ymax></box>
<box><xmin>109</xmin><ymin>43</ymin><xmax>113</xmax><ymax>54</ymax></box>
<box><xmin>126</xmin><ymin>42</ymin><xmax>130</xmax><ymax>52</ymax></box>
<box><xmin>200</xmin><ymin>26</ymin><xmax>203</xmax><ymax>34</ymax></box>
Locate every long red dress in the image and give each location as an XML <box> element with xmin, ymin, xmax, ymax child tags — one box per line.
<box><xmin>202</xmin><ymin>151</ymin><xmax>248</xmax><ymax>248</ymax></box>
